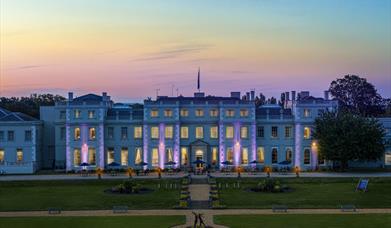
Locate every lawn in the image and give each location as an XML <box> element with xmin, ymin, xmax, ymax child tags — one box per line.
<box><xmin>0</xmin><ymin>216</ymin><xmax>185</xmax><ymax>228</ymax></box>
<box><xmin>217</xmin><ymin>177</ymin><xmax>391</xmax><ymax>208</ymax></box>
<box><xmin>214</xmin><ymin>214</ymin><xmax>391</xmax><ymax>228</ymax></box>
<box><xmin>0</xmin><ymin>179</ymin><xmax>180</xmax><ymax>211</ymax></box>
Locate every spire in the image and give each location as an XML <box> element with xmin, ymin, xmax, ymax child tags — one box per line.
<box><xmin>197</xmin><ymin>67</ymin><xmax>200</xmax><ymax>92</ymax></box>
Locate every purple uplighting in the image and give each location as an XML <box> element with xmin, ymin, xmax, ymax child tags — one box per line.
<box><xmin>159</xmin><ymin>123</ymin><xmax>165</xmax><ymax>168</ymax></box>
<box><xmin>234</xmin><ymin>121</ymin><xmax>241</xmax><ymax>167</ymax></box>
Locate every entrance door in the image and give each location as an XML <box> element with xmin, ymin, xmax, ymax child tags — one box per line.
<box><xmin>195</xmin><ymin>149</ymin><xmax>204</xmax><ymax>168</ymax></box>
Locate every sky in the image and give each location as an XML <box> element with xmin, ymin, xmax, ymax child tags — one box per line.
<box><xmin>0</xmin><ymin>0</ymin><xmax>390</xmax><ymax>102</ymax></box>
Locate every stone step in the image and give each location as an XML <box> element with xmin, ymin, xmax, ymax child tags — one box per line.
<box><xmin>191</xmin><ymin>178</ymin><xmax>208</xmax><ymax>184</ymax></box>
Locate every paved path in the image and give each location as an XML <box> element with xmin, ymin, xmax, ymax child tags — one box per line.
<box><xmin>189</xmin><ymin>184</ymin><xmax>210</xmax><ymax>201</ymax></box>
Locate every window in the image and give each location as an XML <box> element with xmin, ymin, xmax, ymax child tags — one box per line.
<box><xmin>385</xmin><ymin>152</ymin><xmax>391</xmax><ymax>165</ymax></box>
<box><xmin>121</xmin><ymin>127</ymin><xmax>128</xmax><ymax>139</ymax></box>
<box><xmin>150</xmin><ymin>109</ymin><xmax>159</xmax><ymax>117</ymax></box>
<box><xmin>196</xmin><ymin>126</ymin><xmax>203</xmax><ymax>139</ymax></box>
<box><xmin>88</xmin><ymin>110</ymin><xmax>95</xmax><ymax>119</ymax></box>
<box><xmin>73</xmin><ymin>148</ymin><xmax>81</xmax><ymax>166</ymax></box>
<box><xmin>180</xmin><ymin>109</ymin><xmax>189</xmax><ymax>117</ymax></box>
<box><xmin>285</xmin><ymin>126</ymin><xmax>292</xmax><ymax>138</ymax></box>
<box><xmin>304</xmin><ymin>127</ymin><xmax>311</xmax><ymax>139</ymax></box>
<box><xmin>225</xmin><ymin>109</ymin><xmax>235</xmax><ymax>117</ymax></box>
<box><xmin>304</xmin><ymin>109</ymin><xmax>311</xmax><ymax>118</ymax></box>
<box><xmin>74</xmin><ymin>128</ymin><xmax>80</xmax><ymax>140</ymax></box>
<box><xmin>25</xmin><ymin>130</ymin><xmax>32</xmax><ymax>141</ymax></box>
<box><xmin>240</xmin><ymin>126</ymin><xmax>248</xmax><ymax>139</ymax></box>
<box><xmin>107</xmin><ymin>148</ymin><xmax>115</xmax><ymax>164</ymax></box>
<box><xmin>60</xmin><ymin>127</ymin><xmax>65</xmax><ymax>140</ymax></box>
<box><xmin>16</xmin><ymin>149</ymin><xmax>23</xmax><ymax>162</ymax></box>
<box><xmin>195</xmin><ymin>109</ymin><xmax>204</xmax><ymax>117</ymax></box>
<box><xmin>0</xmin><ymin>131</ymin><xmax>4</xmax><ymax>141</ymax></box>
<box><xmin>134</xmin><ymin>126</ymin><xmax>142</xmax><ymax>139</ymax></box>
<box><xmin>152</xmin><ymin>148</ymin><xmax>159</xmax><ymax>166</ymax></box>
<box><xmin>164</xmin><ymin>109</ymin><xmax>172</xmax><ymax>117</ymax></box>
<box><xmin>60</xmin><ymin>111</ymin><xmax>66</xmax><ymax>120</ymax></box>
<box><xmin>165</xmin><ymin>126</ymin><xmax>173</xmax><ymax>139</ymax></box>
<box><xmin>89</xmin><ymin>127</ymin><xmax>96</xmax><ymax>140</ymax></box>
<box><xmin>286</xmin><ymin>148</ymin><xmax>292</xmax><ymax>163</ymax></box>
<box><xmin>212</xmin><ymin>147</ymin><xmax>218</xmax><ymax>165</ymax></box>
<box><xmin>181</xmin><ymin>147</ymin><xmax>188</xmax><ymax>166</ymax></box>
<box><xmin>272</xmin><ymin>148</ymin><xmax>278</xmax><ymax>164</ymax></box>
<box><xmin>74</xmin><ymin>109</ymin><xmax>81</xmax><ymax>118</ymax></box>
<box><xmin>151</xmin><ymin>126</ymin><xmax>159</xmax><ymax>139</ymax></box>
<box><xmin>271</xmin><ymin>126</ymin><xmax>278</xmax><ymax>138</ymax></box>
<box><xmin>7</xmin><ymin>131</ymin><xmax>14</xmax><ymax>141</ymax></box>
<box><xmin>107</xmin><ymin>127</ymin><xmax>114</xmax><ymax>139</ymax></box>
<box><xmin>0</xmin><ymin>149</ymin><xmax>4</xmax><ymax>162</ymax></box>
<box><xmin>257</xmin><ymin>147</ymin><xmax>265</xmax><ymax>163</ymax></box>
<box><xmin>240</xmin><ymin>109</ymin><xmax>249</xmax><ymax>117</ymax></box>
<box><xmin>226</xmin><ymin>126</ymin><xmax>234</xmax><ymax>139</ymax></box>
<box><xmin>227</xmin><ymin>147</ymin><xmax>233</xmax><ymax>163</ymax></box>
<box><xmin>257</xmin><ymin>126</ymin><xmax>264</xmax><ymax>138</ymax></box>
<box><xmin>209</xmin><ymin>109</ymin><xmax>219</xmax><ymax>117</ymax></box>
<box><xmin>121</xmin><ymin>147</ymin><xmax>128</xmax><ymax>166</ymax></box>
<box><xmin>210</xmin><ymin>126</ymin><xmax>218</xmax><ymax>139</ymax></box>
<box><xmin>304</xmin><ymin>148</ymin><xmax>311</xmax><ymax>165</ymax></box>
<box><xmin>241</xmin><ymin>147</ymin><xmax>249</xmax><ymax>164</ymax></box>
<box><xmin>166</xmin><ymin>148</ymin><xmax>173</xmax><ymax>162</ymax></box>
<box><xmin>135</xmin><ymin>148</ymin><xmax>142</xmax><ymax>165</ymax></box>
<box><xmin>88</xmin><ymin>148</ymin><xmax>96</xmax><ymax>165</ymax></box>
<box><xmin>181</xmin><ymin>126</ymin><xmax>188</xmax><ymax>139</ymax></box>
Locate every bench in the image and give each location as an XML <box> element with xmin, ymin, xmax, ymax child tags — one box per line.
<box><xmin>113</xmin><ymin>205</ymin><xmax>129</xmax><ymax>213</ymax></box>
<box><xmin>272</xmin><ymin>205</ymin><xmax>288</xmax><ymax>212</ymax></box>
<box><xmin>340</xmin><ymin>204</ymin><xmax>357</xmax><ymax>212</ymax></box>
<box><xmin>48</xmin><ymin>208</ymin><xmax>61</xmax><ymax>214</ymax></box>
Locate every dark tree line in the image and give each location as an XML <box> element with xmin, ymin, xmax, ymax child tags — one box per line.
<box><xmin>0</xmin><ymin>94</ymin><xmax>65</xmax><ymax>118</ymax></box>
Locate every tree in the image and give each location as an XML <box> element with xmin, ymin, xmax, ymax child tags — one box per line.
<box><xmin>329</xmin><ymin>75</ymin><xmax>383</xmax><ymax>116</ymax></box>
<box><xmin>313</xmin><ymin>111</ymin><xmax>385</xmax><ymax>170</ymax></box>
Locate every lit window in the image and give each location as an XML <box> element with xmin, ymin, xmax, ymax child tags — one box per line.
<box><xmin>166</xmin><ymin>148</ymin><xmax>173</xmax><ymax>162</ymax></box>
<box><xmin>74</xmin><ymin>109</ymin><xmax>81</xmax><ymax>118</ymax></box>
<box><xmin>241</xmin><ymin>147</ymin><xmax>248</xmax><ymax>164</ymax></box>
<box><xmin>88</xmin><ymin>110</ymin><xmax>95</xmax><ymax>119</ymax></box>
<box><xmin>227</xmin><ymin>147</ymin><xmax>233</xmax><ymax>163</ymax></box>
<box><xmin>211</xmin><ymin>147</ymin><xmax>218</xmax><ymax>165</ymax></box>
<box><xmin>181</xmin><ymin>126</ymin><xmax>188</xmax><ymax>139</ymax></box>
<box><xmin>134</xmin><ymin>126</ymin><xmax>142</xmax><ymax>139</ymax></box>
<box><xmin>165</xmin><ymin>126</ymin><xmax>173</xmax><ymax>139</ymax></box>
<box><xmin>285</xmin><ymin>126</ymin><xmax>292</xmax><ymax>138</ymax></box>
<box><xmin>240</xmin><ymin>109</ymin><xmax>249</xmax><ymax>117</ymax></box>
<box><xmin>271</xmin><ymin>126</ymin><xmax>278</xmax><ymax>138</ymax></box>
<box><xmin>107</xmin><ymin>148</ymin><xmax>115</xmax><ymax>164</ymax></box>
<box><xmin>286</xmin><ymin>148</ymin><xmax>292</xmax><ymax>163</ymax></box>
<box><xmin>88</xmin><ymin>148</ymin><xmax>96</xmax><ymax>165</ymax></box>
<box><xmin>0</xmin><ymin>149</ymin><xmax>4</xmax><ymax>162</ymax></box>
<box><xmin>181</xmin><ymin>147</ymin><xmax>188</xmax><ymax>166</ymax></box>
<box><xmin>385</xmin><ymin>152</ymin><xmax>391</xmax><ymax>165</ymax></box>
<box><xmin>121</xmin><ymin>127</ymin><xmax>128</xmax><ymax>139</ymax></box>
<box><xmin>257</xmin><ymin>147</ymin><xmax>264</xmax><ymax>163</ymax></box>
<box><xmin>304</xmin><ymin>109</ymin><xmax>311</xmax><ymax>118</ymax></box>
<box><xmin>180</xmin><ymin>109</ymin><xmax>189</xmax><ymax>117</ymax></box>
<box><xmin>272</xmin><ymin>148</ymin><xmax>278</xmax><ymax>164</ymax></box>
<box><xmin>107</xmin><ymin>127</ymin><xmax>114</xmax><ymax>139</ymax></box>
<box><xmin>226</xmin><ymin>126</ymin><xmax>234</xmax><ymax>139</ymax></box>
<box><xmin>304</xmin><ymin>148</ymin><xmax>311</xmax><ymax>165</ymax></box>
<box><xmin>240</xmin><ymin>126</ymin><xmax>248</xmax><ymax>139</ymax></box>
<box><xmin>74</xmin><ymin>128</ymin><xmax>81</xmax><ymax>140</ymax></box>
<box><xmin>209</xmin><ymin>109</ymin><xmax>219</xmax><ymax>117</ymax></box>
<box><xmin>152</xmin><ymin>148</ymin><xmax>159</xmax><ymax>166</ymax></box>
<box><xmin>73</xmin><ymin>148</ymin><xmax>81</xmax><ymax>166</ymax></box>
<box><xmin>135</xmin><ymin>147</ymin><xmax>142</xmax><ymax>165</ymax></box>
<box><xmin>304</xmin><ymin>127</ymin><xmax>311</xmax><ymax>139</ymax></box>
<box><xmin>89</xmin><ymin>127</ymin><xmax>96</xmax><ymax>140</ymax></box>
<box><xmin>16</xmin><ymin>149</ymin><xmax>23</xmax><ymax>162</ymax></box>
<box><xmin>151</xmin><ymin>126</ymin><xmax>159</xmax><ymax>139</ymax></box>
<box><xmin>225</xmin><ymin>109</ymin><xmax>235</xmax><ymax>117</ymax></box>
<box><xmin>257</xmin><ymin>126</ymin><xmax>264</xmax><ymax>138</ymax></box>
<box><xmin>195</xmin><ymin>109</ymin><xmax>204</xmax><ymax>117</ymax></box>
<box><xmin>196</xmin><ymin>126</ymin><xmax>203</xmax><ymax>139</ymax></box>
<box><xmin>121</xmin><ymin>147</ymin><xmax>128</xmax><ymax>166</ymax></box>
<box><xmin>25</xmin><ymin>130</ymin><xmax>32</xmax><ymax>141</ymax></box>
<box><xmin>210</xmin><ymin>126</ymin><xmax>218</xmax><ymax>139</ymax></box>
<box><xmin>164</xmin><ymin>109</ymin><xmax>173</xmax><ymax>117</ymax></box>
<box><xmin>150</xmin><ymin>109</ymin><xmax>159</xmax><ymax>117</ymax></box>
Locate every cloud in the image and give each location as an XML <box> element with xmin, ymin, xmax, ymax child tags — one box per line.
<box><xmin>5</xmin><ymin>64</ymin><xmax>53</xmax><ymax>71</ymax></box>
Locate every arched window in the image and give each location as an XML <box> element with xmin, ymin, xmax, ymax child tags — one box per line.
<box><xmin>74</xmin><ymin>127</ymin><xmax>80</xmax><ymax>140</ymax></box>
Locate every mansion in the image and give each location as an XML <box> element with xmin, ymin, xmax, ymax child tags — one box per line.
<box><xmin>1</xmin><ymin>90</ymin><xmax>391</xmax><ymax>173</ymax></box>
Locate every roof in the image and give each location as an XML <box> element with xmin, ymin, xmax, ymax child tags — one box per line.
<box><xmin>0</xmin><ymin>112</ymin><xmax>38</xmax><ymax>122</ymax></box>
<box><xmin>73</xmin><ymin>94</ymin><xmax>103</xmax><ymax>102</ymax></box>
<box><xmin>0</xmin><ymin>107</ymin><xmax>10</xmax><ymax>118</ymax></box>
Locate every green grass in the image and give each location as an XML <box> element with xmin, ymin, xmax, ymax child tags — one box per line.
<box><xmin>217</xmin><ymin>177</ymin><xmax>391</xmax><ymax>208</ymax></box>
<box><xmin>0</xmin><ymin>179</ymin><xmax>180</xmax><ymax>211</ymax></box>
<box><xmin>0</xmin><ymin>216</ymin><xmax>185</xmax><ymax>228</ymax></box>
<box><xmin>214</xmin><ymin>214</ymin><xmax>391</xmax><ymax>228</ymax></box>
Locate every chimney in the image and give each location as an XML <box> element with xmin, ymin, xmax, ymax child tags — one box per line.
<box><xmin>285</xmin><ymin>92</ymin><xmax>290</xmax><ymax>101</ymax></box>
<box><xmin>324</xmin><ymin>90</ymin><xmax>330</xmax><ymax>100</ymax></box>
<box><xmin>231</xmin><ymin>92</ymin><xmax>241</xmax><ymax>99</ymax></box>
<box><xmin>68</xmin><ymin>92</ymin><xmax>73</xmax><ymax>102</ymax></box>
<box><xmin>102</xmin><ymin>92</ymin><xmax>107</xmax><ymax>101</ymax></box>
<box><xmin>250</xmin><ymin>91</ymin><xmax>255</xmax><ymax>101</ymax></box>
<box><xmin>291</xmin><ymin>91</ymin><xmax>296</xmax><ymax>101</ymax></box>
<box><xmin>246</xmin><ymin>92</ymin><xmax>250</xmax><ymax>100</ymax></box>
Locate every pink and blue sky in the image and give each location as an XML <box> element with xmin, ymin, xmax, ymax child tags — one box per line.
<box><xmin>1</xmin><ymin>0</ymin><xmax>390</xmax><ymax>101</ymax></box>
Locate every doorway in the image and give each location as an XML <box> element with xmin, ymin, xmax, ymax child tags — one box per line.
<box><xmin>195</xmin><ymin>149</ymin><xmax>204</xmax><ymax>168</ymax></box>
